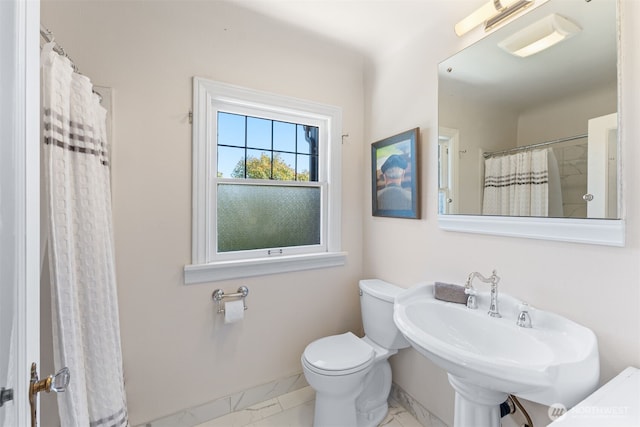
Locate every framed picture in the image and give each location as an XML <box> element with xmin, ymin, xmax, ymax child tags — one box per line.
<box><xmin>371</xmin><ymin>128</ymin><xmax>419</xmax><ymax>218</ymax></box>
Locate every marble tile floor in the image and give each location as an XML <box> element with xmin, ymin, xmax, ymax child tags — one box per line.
<box><xmin>194</xmin><ymin>386</ymin><xmax>423</xmax><ymax>427</ymax></box>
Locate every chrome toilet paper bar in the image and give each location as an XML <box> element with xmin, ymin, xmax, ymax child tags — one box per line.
<box><xmin>212</xmin><ymin>286</ymin><xmax>249</xmax><ymax>314</ymax></box>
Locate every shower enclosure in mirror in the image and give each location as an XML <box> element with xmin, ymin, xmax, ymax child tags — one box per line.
<box><xmin>438</xmin><ymin>0</ymin><xmax>624</xmax><ymax>246</ymax></box>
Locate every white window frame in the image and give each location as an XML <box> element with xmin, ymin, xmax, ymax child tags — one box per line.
<box><xmin>184</xmin><ymin>78</ymin><xmax>346</xmax><ymax>284</ymax></box>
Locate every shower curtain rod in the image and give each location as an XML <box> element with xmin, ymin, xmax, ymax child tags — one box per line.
<box><xmin>483</xmin><ymin>133</ymin><xmax>588</xmax><ymax>159</ymax></box>
<box><xmin>40</xmin><ymin>25</ymin><xmax>103</xmax><ymax>101</ymax></box>
<box><xmin>40</xmin><ymin>24</ymin><xmax>79</xmax><ymax>72</ymax></box>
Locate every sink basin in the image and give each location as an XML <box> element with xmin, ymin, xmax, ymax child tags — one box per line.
<box><xmin>393</xmin><ymin>283</ymin><xmax>599</xmax><ymax>427</ymax></box>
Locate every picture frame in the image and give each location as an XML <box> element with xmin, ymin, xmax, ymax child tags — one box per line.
<box><xmin>371</xmin><ymin>128</ymin><xmax>419</xmax><ymax>218</ymax></box>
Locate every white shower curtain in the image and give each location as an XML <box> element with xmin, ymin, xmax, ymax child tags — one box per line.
<box><xmin>42</xmin><ymin>42</ymin><xmax>129</xmax><ymax>427</ymax></box>
<box><xmin>482</xmin><ymin>148</ymin><xmax>549</xmax><ymax>216</ymax></box>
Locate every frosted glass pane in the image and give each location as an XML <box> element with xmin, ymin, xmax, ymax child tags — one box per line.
<box><xmin>218</xmin><ymin>184</ymin><xmax>321</xmax><ymax>252</ymax></box>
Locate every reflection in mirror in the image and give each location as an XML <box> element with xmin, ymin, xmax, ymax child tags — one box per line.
<box><xmin>438</xmin><ymin>0</ymin><xmax>618</xmax><ymax>219</ymax></box>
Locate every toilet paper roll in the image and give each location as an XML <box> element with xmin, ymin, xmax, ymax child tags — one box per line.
<box><xmin>224</xmin><ymin>300</ymin><xmax>245</xmax><ymax>324</ymax></box>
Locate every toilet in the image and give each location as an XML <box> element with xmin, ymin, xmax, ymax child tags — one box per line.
<box><xmin>301</xmin><ymin>279</ymin><xmax>410</xmax><ymax>427</ymax></box>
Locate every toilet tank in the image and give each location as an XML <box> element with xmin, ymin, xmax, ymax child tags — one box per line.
<box><xmin>359</xmin><ymin>279</ymin><xmax>410</xmax><ymax>350</ymax></box>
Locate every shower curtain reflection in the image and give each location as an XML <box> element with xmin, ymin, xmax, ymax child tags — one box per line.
<box><xmin>482</xmin><ymin>149</ymin><xmax>551</xmax><ymax>216</ymax></box>
<box><xmin>481</xmin><ymin>135</ymin><xmax>590</xmax><ymax>218</ymax></box>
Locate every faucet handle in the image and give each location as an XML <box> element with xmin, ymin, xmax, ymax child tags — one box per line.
<box><xmin>517</xmin><ymin>302</ymin><xmax>532</xmax><ymax>328</ymax></box>
<box><xmin>464</xmin><ymin>288</ymin><xmax>478</xmax><ymax>309</ymax></box>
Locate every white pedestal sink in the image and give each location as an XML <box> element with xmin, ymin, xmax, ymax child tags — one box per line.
<box><xmin>393</xmin><ymin>283</ymin><xmax>599</xmax><ymax>427</ymax></box>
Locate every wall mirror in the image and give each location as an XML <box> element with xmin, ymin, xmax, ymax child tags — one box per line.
<box><xmin>438</xmin><ymin>0</ymin><xmax>624</xmax><ymax>246</ymax></box>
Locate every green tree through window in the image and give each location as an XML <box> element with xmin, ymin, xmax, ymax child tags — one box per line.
<box><xmin>231</xmin><ymin>153</ymin><xmax>310</xmax><ymax>181</ymax></box>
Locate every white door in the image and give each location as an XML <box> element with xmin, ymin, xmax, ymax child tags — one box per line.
<box><xmin>0</xmin><ymin>0</ymin><xmax>41</xmax><ymax>425</ymax></box>
<box><xmin>438</xmin><ymin>128</ymin><xmax>460</xmax><ymax>215</ymax></box>
<box><xmin>587</xmin><ymin>113</ymin><xmax>618</xmax><ymax>218</ymax></box>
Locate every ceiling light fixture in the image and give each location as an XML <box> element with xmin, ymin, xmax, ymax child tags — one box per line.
<box><xmin>498</xmin><ymin>14</ymin><xmax>581</xmax><ymax>57</ymax></box>
<box><xmin>455</xmin><ymin>0</ymin><xmax>534</xmax><ymax>37</ymax></box>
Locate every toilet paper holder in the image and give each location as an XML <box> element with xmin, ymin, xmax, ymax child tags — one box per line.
<box><xmin>212</xmin><ymin>286</ymin><xmax>249</xmax><ymax>314</ymax></box>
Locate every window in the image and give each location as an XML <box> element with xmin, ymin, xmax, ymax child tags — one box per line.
<box><xmin>216</xmin><ymin>113</ymin><xmax>320</xmax><ymax>253</ymax></box>
<box><xmin>185</xmin><ymin>78</ymin><xmax>346</xmax><ymax>284</ymax></box>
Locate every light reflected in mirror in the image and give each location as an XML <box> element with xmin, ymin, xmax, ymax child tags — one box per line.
<box><xmin>438</xmin><ymin>0</ymin><xmax>618</xmax><ymax>219</ymax></box>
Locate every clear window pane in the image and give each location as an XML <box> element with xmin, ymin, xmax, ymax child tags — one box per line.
<box><xmin>218</xmin><ymin>146</ymin><xmax>245</xmax><ymax>178</ymax></box>
<box><xmin>218</xmin><ymin>112</ymin><xmax>245</xmax><ymax>147</ymax></box>
<box><xmin>247</xmin><ymin>117</ymin><xmax>272</xmax><ymax>150</ymax></box>
<box><xmin>245</xmin><ymin>149</ymin><xmax>272</xmax><ymax>179</ymax></box>
<box><xmin>296</xmin><ymin>154</ymin><xmax>314</xmax><ymax>182</ymax></box>
<box><xmin>297</xmin><ymin>124</ymin><xmax>310</xmax><ymax>154</ymax></box>
<box><xmin>217</xmin><ymin>184</ymin><xmax>321</xmax><ymax>252</ymax></box>
<box><xmin>218</xmin><ymin>115</ymin><xmax>319</xmax><ymax>182</ymax></box>
<box><xmin>273</xmin><ymin>152</ymin><xmax>296</xmax><ymax>181</ymax></box>
<box><xmin>274</xmin><ymin>121</ymin><xmax>296</xmax><ymax>153</ymax></box>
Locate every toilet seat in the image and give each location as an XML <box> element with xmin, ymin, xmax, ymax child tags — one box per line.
<box><xmin>303</xmin><ymin>332</ymin><xmax>374</xmax><ymax>376</ymax></box>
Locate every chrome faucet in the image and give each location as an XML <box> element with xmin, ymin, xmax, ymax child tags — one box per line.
<box><xmin>464</xmin><ymin>269</ymin><xmax>501</xmax><ymax>318</ymax></box>
<box><xmin>516</xmin><ymin>302</ymin><xmax>532</xmax><ymax>328</ymax></box>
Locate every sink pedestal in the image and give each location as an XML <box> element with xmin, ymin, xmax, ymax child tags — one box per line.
<box><xmin>449</xmin><ymin>375</ymin><xmax>508</xmax><ymax>427</ymax></box>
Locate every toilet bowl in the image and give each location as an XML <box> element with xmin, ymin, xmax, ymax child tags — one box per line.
<box><xmin>301</xmin><ymin>279</ymin><xmax>410</xmax><ymax>427</ymax></box>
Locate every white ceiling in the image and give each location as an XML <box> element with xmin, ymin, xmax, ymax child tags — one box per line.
<box><xmin>229</xmin><ymin>0</ymin><xmax>617</xmax><ymax>108</ymax></box>
<box><xmin>230</xmin><ymin>0</ymin><xmax>481</xmax><ymax>60</ymax></box>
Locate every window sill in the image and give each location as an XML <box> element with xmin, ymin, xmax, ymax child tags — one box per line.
<box><xmin>184</xmin><ymin>251</ymin><xmax>348</xmax><ymax>284</ymax></box>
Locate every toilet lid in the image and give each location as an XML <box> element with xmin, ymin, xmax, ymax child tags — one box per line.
<box><xmin>303</xmin><ymin>332</ymin><xmax>374</xmax><ymax>372</ymax></box>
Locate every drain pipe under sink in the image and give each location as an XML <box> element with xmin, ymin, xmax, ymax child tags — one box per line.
<box><xmin>500</xmin><ymin>395</ymin><xmax>534</xmax><ymax>427</ymax></box>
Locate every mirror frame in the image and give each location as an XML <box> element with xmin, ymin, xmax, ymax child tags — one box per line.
<box><xmin>437</xmin><ymin>0</ymin><xmax>624</xmax><ymax>247</ymax></box>
<box><xmin>438</xmin><ymin>215</ymin><xmax>624</xmax><ymax>246</ymax></box>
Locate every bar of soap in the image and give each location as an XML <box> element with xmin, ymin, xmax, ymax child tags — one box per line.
<box><xmin>434</xmin><ymin>282</ymin><xmax>468</xmax><ymax>304</ymax></box>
